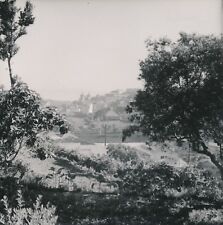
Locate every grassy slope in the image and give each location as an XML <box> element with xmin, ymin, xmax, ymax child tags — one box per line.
<box><xmin>18</xmin><ymin>142</ymin><xmax>187</xmax><ymax>176</ymax></box>
<box><xmin>16</xmin><ymin>140</ymin><xmax>222</xmax><ymax>190</ymax></box>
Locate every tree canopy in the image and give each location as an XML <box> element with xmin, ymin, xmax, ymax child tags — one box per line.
<box><xmin>0</xmin><ymin>80</ymin><xmax>68</xmax><ymax>166</ymax></box>
<box><xmin>123</xmin><ymin>33</ymin><xmax>223</xmax><ymax>177</ymax></box>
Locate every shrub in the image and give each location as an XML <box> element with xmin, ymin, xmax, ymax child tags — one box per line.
<box><xmin>106</xmin><ymin>144</ymin><xmax>140</xmax><ymax>163</ymax></box>
<box><xmin>115</xmin><ymin>162</ymin><xmax>223</xmax><ymax>225</ymax></box>
<box><xmin>117</xmin><ymin>162</ymin><xmax>223</xmax><ymax>200</ymax></box>
<box><xmin>189</xmin><ymin>209</ymin><xmax>223</xmax><ymax>225</ymax></box>
<box><xmin>0</xmin><ymin>190</ymin><xmax>58</xmax><ymax>225</ymax></box>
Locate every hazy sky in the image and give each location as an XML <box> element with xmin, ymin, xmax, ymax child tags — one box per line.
<box><xmin>0</xmin><ymin>0</ymin><xmax>222</xmax><ymax>100</ymax></box>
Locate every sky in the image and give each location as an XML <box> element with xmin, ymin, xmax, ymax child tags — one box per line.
<box><xmin>0</xmin><ymin>0</ymin><xmax>222</xmax><ymax>100</ymax></box>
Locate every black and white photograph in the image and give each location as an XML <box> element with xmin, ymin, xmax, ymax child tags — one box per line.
<box><xmin>0</xmin><ymin>0</ymin><xmax>222</xmax><ymax>224</ymax></box>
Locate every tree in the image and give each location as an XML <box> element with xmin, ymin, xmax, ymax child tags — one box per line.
<box><xmin>123</xmin><ymin>33</ymin><xmax>223</xmax><ymax>178</ymax></box>
<box><xmin>0</xmin><ymin>0</ymin><xmax>34</xmax><ymax>87</ymax></box>
<box><xmin>0</xmin><ymin>79</ymin><xmax>68</xmax><ymax>167</ymax></box>
<box><xmin>0</xmin><ymin>0</ymin><xmax>68</xmax><ymax>166</ymax></box>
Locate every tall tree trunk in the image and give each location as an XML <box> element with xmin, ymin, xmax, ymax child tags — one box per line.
<box><xmin>7</xmin><ymin>57</ymin><xmax>14</xmax><ymax>87</ymax></box>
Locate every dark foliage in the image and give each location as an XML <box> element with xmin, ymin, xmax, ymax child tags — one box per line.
<box><xmin>0</xmin><ymin>80</ymin><xmax>68</xmax><ymax>165</ymax></box>
<box><xmin>123</xmin><ymin>33</ymin><xmax>223</xmax><ymax>178</ymax></box>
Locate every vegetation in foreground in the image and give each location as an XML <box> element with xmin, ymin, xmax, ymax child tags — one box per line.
<box><xmin>1</xmin><ymin>143</ymin><xmax>223</xmax><ymax>225</ymax></box>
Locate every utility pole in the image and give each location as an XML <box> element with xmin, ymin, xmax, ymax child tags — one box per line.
<box><xmin>104</xmin><ymin>123</ymin><xmax>107</xmax><ymax>146</ymax></box>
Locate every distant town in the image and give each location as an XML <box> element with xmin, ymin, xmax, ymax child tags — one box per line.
<box><xmin>45</xmin><ymin>88</ymin><xmax>146</xmax><ymax>144</ymax></box>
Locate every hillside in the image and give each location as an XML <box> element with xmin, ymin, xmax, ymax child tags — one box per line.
<box><xmin>45</xmin><ymin>89</ymin><xmax>145</xmax><ymax>143</ymax></box>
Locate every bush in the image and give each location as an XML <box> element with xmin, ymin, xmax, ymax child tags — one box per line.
<box><xmin>0</xmin><ymin>190</ymin><xmax>58</xmax><ymax>225</ymax></box>
<box><xmin>189</xmin><ymin>209</ymin><xmax>223</xmax><ymax>225</ymax></box>
<box><xmin>106</xmin><ymin>144</ymin><xmax>140</xmax><ymax>163</ymax></box>
<box><xmin>115</xmin><ymin>162</ymin><xmax>223</xmax><ymax>225</ymax></box>
<box><xmin>117</xmin><ymin>162</ymin><xmax>222</xmax><ymax>199</ymax></box>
